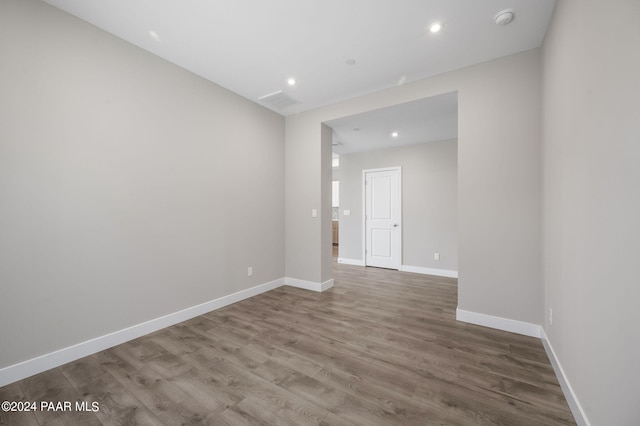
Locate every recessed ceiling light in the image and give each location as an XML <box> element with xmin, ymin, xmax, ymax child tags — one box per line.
<box><xmin>429</xmin><ymin>22</ymin><xmax>443</xmax><ymax>33</ymax></box>
<box><xmin>148</xmin><ymin>30</ymin><xmax>160</xmax><ymax>41</ymax></box>
<box><xmin>494</xmin><ymin>9</ymin><xmax>515</xmax><ymax>26</ymax></box>
<box><xmin>391</xmin><ymin>131</ymin><xmax>399</xmax><ymax>138</ymax></box>
<box><xmin>287</xmin><ymin>78</ymin><xmax>296</xmax><ymax>86</ymax></box>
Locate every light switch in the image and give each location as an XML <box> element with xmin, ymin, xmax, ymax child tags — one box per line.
<box><xmin>343</xmin><ymin>210</ymin><xmax>351</xmax><ymax>216</ymax></box>
<box><xmin>312</xmin><ymin>209</ymin><xmax>317</xmax><ymax>218</ymax></box>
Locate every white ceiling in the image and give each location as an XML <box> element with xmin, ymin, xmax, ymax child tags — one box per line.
<box><xmin>328</xmin><ymin>92</ymin><xmax>457</xmax><ymax>155</ymax></box>
<box><xmin>42</xmin><ymin>0</ymin><xmax>556</xmax><ymax>116</ymax></box>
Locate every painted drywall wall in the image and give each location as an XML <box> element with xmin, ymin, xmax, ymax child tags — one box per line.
<box><xmin>320</xmin><ymin>124</ymin><xmax>333</xmax><ymax>283</ymax></box>
<box><xmin>338</xmin><ymin>140</ymin><xmax>458</xmax><ymax>272</ymax></box>
<box><xmin>0</xmin><ymin>0</ymin><xmax>285</xmax><ymax>369</ymax></box>
<box><xmin>286</xmin><ymin>49</ymin><xmax>541</xmax><ymax>324</ymax></box>
<box><xmin>332</xmin><ymin>165</ymin><xmax>340</xmax><ymax>182</ymax></box>
<box><xmin>285</xmin><ymin>115</ymin><xmax>322</xmax><ymax>282</ymax></box>
<box><xmin>542</xmin><ymin>0</ymin><xmax>640</xmax><ymax>423</ymax></box>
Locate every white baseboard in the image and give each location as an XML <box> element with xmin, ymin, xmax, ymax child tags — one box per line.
<box><xmin>337</xmin><ymin>258</ymin><xmax>365</xmax><ymax>266</ymax></box>
<box><xmin>454</xmin><ymin>310</ymin><xmax>587</xmax><ymax>425</ymax></box>
<box><xmin>541</xmin><ymin>329</ymin><xmax>590</xmax><ymax>426</ymax></box>
<box><xmin>320</xmin><ymin>279</ymin><xmax>334</xmax><ymax>291</ymax></box>
<box><xmin>0</xmin><ymin>275</ymin><xmax>337</xmax><ymax>387</ymax></box>
<box><xmin>285</xmin><ymin>277</ymin><xmax>334</xmax><ymax>292</ymax></box>
<box><xmin>456</xmin><ymin>307</ymin><xmax>541</xmax><ymax>338</ymax></box>
<box><xmin>399</xmin><ymin>265</ymin><xmax>458</xmax><ymax>278</ymax></box>
<box><xmin>336</xmin><ymin>259</ymin><xmax>459</xmax><ymax>280</ymax></box>
<box><xmin>0</xmin><ymin>278</ymin><xmax>285</xmax><ymax>388</ymax></box>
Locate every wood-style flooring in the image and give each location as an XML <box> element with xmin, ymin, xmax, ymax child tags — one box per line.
<box><xmin>0</xmin><ymin>253</ymin><xmax>575</xmax><ymax>425</ymax></box>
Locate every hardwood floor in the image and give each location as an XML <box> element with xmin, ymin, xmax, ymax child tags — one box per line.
<box><xmin>0</xmin><ymin>256</ymin><xmax>575</xmax><ymax>425</ymax></box>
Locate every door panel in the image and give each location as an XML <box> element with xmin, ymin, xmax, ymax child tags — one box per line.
<box><xmin>372</xmin><ymin>176</ymin><xmax>391</xmax><ymax>219</ymax></box>
<box><xmin>365</xmin><ymin>168</ymin><xmax>401</xmax><ymax>269</ymax></box>
<box><xmin>371</xmin><ymin>229</ymin><xmax>392</xmax><ymax>257</ymax></box>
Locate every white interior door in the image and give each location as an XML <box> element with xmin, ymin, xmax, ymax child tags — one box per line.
<box><xmin>364</xmin><ymin>168</ymin><xmax>401</xmax><ymax>269</ymax></box>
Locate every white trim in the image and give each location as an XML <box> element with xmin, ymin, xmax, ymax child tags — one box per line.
<box><xmin>541</xmin><ymin>329</ymin><xmax>590</xmax><ymax>426</ymax></box>
<box><xmin>399</xmin><ymin>265</ymin><xmax>458</xmax><ymax>278</ymax></box>
<box><xmin>456</xmin><ymin>307</ymin><xmax>541</xmax><ymax>338</ymax></box>
<box><xmin>0</xmin><ymin>275</ymin><xmax>337</xmax><ymax>387</ymax></box>
<box><xmin>0</xmin><ymin>278</ymin><xmax>285</xmax><ymax>387</ymax></box>
<box><xmin>320</xmin><ymin>279</ymin><xmax>334</xmax><ymax>291</ymax></box>
<box><xmin>337</xmin><ymin>258</ymin><xmax>365</xmax><ymax>266</ymax></box>
<box><xmin>285</xmin><ymin>277</ymin><xmax>334</xmax><ymax>292</ymax></box>
<box><xmin>454</xmin><ymin>310</ymin><xmax>587</xmax><ymax>424</ymax></box>
<box><xmin>362</xmin><ymin>170</ymin><xmax>366</xmax><ymax>266</ymax></box>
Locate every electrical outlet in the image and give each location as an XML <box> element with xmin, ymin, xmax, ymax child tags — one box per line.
<box><xmin>248</xmin><ymin>267</ymin><xmax>253</xmax><ymax>277</ymax></box>
<box><xmin>549</xmin><ymin>307</ymin><xmax>553</xmax><ymax>325</ymax></box>
<box><xmin>433</xmin><ymin>252</ymin><xmax>440</xmax><ymax>261</ymax></box>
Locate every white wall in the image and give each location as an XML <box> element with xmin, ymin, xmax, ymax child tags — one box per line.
<box><xmin>286</xmin><ymin>49</ymin><xmax>542</xmax><ymax>325</ymax></box>
<box><xmin>332</xmin><ymin>165</ymin><xmax>340</xmax><ymax>182</ymax></box>
<box><xmin>338</xmin><ymin>140</ymin><xmax>458</xmax><ymax>273</ymax></box>
<box><xmin>0</xmin><ymin>0</ymin><xmax>285</xmax><ymax>370</ymax></box>
<box><xmin>320</xmin><ymin>124</ymin><xmax>333</xmax><ymax>283</ymax></box>
<box><xmin>542</xmin><ymin>0</ymin><xmax>640</xmax><ymax>424</ymax></box>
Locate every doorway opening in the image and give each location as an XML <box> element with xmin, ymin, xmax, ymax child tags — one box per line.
<box><xmin>324</xmin><ymin>91</ymin><xmax>458</xmax><ymax>278</ymax></box>
<box><xmin>363</xmin><ymin>167</ymin><xmax>402</xmax><ymax>270</ymax></box>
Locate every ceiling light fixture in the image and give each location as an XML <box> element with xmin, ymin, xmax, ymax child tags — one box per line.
<box><xmin>494</xmin><ymin>9</ymin><xmax>515</xmax><ymax>26</ymax></box>
<box><xmin>287</xmin><ymin>78</ymin><xmax>296</xmax><ymax>86</ymax></box>
<box><xmin>391</xmin><ymin>131</ymin><xmax>399</xmax><ymax>138</ymax></box>
<box><xmin>429</xmin><ymin>22</ymin><xmax>443</xmax><ymax>33</ymax></box>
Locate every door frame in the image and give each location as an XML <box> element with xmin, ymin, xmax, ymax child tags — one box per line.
<box><xmin>362</xmin><ymin>166</ymin><xmax>402</xmax><ymax>268</ymax></box>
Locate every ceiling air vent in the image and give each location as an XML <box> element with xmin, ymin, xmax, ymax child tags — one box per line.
<box><xmin>258</xmin><ymin>90</ymin><xmax>299</xmax><ymax>109</ymax></box>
